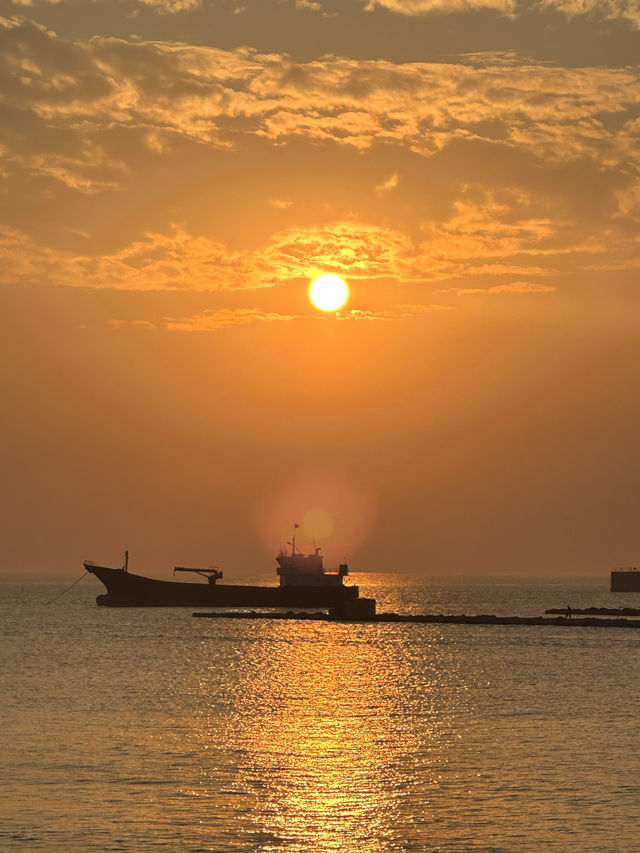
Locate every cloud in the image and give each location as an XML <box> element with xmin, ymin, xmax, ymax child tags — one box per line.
<box><xmin>265</xmin><ymin>221</ymin><xmax>416</xmax><ymax>279</ymax></box>
<box><xmin>0</xmin><ymin>192</ymin><xmax>633</xmax><ymax>291</ymax></box>
<box><xmin>8</xmin><ymin>0</ymin><xmax>203</xmax><ymax>10</ymax></box>
<box><xmin>162</xmin><ymin>303</ymin><xmax>454</xmax><ymax>331</ymax></box>
<box><xmin>337</xmin><ymin>303</ymin><xmax>454</xmax><ymax>320</ymax></box>
<box><xmin>336</xmin><ymin>308</ymin><xmax>408</xmax><ymax>321</ymax></box>
<box><xmin>0</xmin><ymin>220</ymin><xmax>446</xmax><ymax>290</ymax></box>
<box><xmin>415</xmin><ymin>183</ymin><xmax>630</xmax><ymax>274</ymax></box>
<box><xmin>375</xmin><ymin>173</ymin><xmax>399</xmax><ymax>193</ymax></box>
<box><xmin>137</xmin><ymin>0</ymin><xmax>202</xmax><ymax>11</ymax></box>
<box><xmin>107</xmin><ymin>319</ymin><xmax>157</xmax><ymax>329</ymax></box>
<box><xmin>421</xmin><ymin>188</ymin><xmax>557</xmax><ymax>262</ymax></box>
<box><xmin>1</xmin><ymin>18</ymin><xmax>638</xmax><ymax>298</ymax></box>
<box><xmin>534</xmin><ymin>0</ymin><xmax>640</xmax><ymax>29</ymax></box>
<box><xmin>447</xmin><ymin>280</ymin><xmax>556</xmax><ymax>294</ymax></box>
<box><xmin>1</xmin><ymin>16</ymin><xmax>639</xmax><ymax>195</ymax></box>
<box><xmin>162</xmin><ymin>308</ymin><xmax>300</xmax><ymax>330</ymax></box>
<box><xmin>365</xmin><ymin>0</ymin><xmax>515</xmax><ymax>13</ymax></box>
<box><xmin>364</xmin><ymin>0</ymin><xmax>640</xmax><ymax>26</ymax></box>
<box><xmin>98</xmin><ymin>303</ymin><xmax>455</xmax><ymax>335</ymax></box>
<box><xmin>0</xmin><ymin>225</ymin><xmax>240</xmax><ymax>290</ymax></box>
<box><xmin>614</xmin><ymin>180</ymin><xmax>640</xmax><ymax>221</ymax></box>
<box><xmin>397</xmin><ymin>302</ymin><xmax>456</xmax><ymax>311</ymax></box>
<box><xmin>8</xmin><ymin>0</ymin><xmax>640</xmax><ymax>23</ymax></box>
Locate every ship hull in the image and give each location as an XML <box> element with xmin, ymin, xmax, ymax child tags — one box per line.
<box><xmin>85</xmin><ymin>564</ymin><xmax>359</xmax><ymax>607</ymax></box>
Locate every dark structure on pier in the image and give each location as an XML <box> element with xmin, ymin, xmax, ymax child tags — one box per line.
<box><xmin>611</xmin><ymin>568</ymin><xmax>640</xmax><ymax>592</ymax></box>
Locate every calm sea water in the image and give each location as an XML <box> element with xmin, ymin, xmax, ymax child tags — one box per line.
<box><xmin>2</xmin><ymin>572</ymin><xmax>639</xmax><ymax>852</ymax></box>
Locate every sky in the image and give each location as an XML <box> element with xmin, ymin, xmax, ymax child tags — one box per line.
<box><xmin>1</xmin><ymin>0</ymin><xmax>639</xmax><ymax>579</ymax></box>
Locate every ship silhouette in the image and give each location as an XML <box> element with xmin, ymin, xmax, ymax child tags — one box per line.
<box><xmin>84</xmin><ymin>526</ymin><xmax>359</xmax><ymax>608</ymax></box>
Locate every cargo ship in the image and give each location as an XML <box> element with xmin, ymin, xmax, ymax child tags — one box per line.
<box><xmin>610</xmin><ymin>567</ymin><xmax>640</xmax><ymax>592</ymax></box>
<box><xmin>84</xmin><ymin>528</ymin><xmax>359</xmax><ymax>607</ymax></box>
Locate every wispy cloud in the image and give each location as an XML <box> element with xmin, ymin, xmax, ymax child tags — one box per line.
<box><xmin>9</xmin><ymin>0</ymin><xmax>640</xmax><ymax>24</ymax></box>
<box><xmin>0</xmin><ymin>220</ymin><xmax>442</xmax><ymax>291</ymax></box>
<box><xmin>375</xmin><ymin>173</ymin><xmax>399</xmax><ymax>194</ymax></box>
<box><xmin>132</xmin><ymin>303</ymin><xmax>454</xmax><ymax>332</ymax></box>
<box><xmin>2</xmin><ymin>17</ymin><xmax>638</xmax><ymax>195</ymax></box>
<box><xmin>336</xmin><ymin>303</ymin><xmax>454</xmax><ymax>320</ymax></box>
<box><xmin>138</xmin><ymin>0</ymin><xmax>203</xmax><ymax>11</ymax></box>
<box><xmin>535</xmin><ymin>0</ymin><xmax>640</xmax><ymax>29</ymax></box>
<box><xmin>9</xmin><ymin>0</ymin><xmax>204</xmax><ymax>10</ymax></box>
<box><xmin>0</xmin><ymin>195</ymin><xmax>631</xmax><ymax>292</ymax></box>
<box><xmin>365</xmin><ymin>0</ymin><xmax>640</xmax><ymax>26</ymax></box>
<box><xmin>397</xmin><ymin>302</ymin><xmax>456</xmax><ymax>312</ymax></box>
<box><xmin>1</xmin><ymin>17</ymin><xmax>638</xmax><ymax>301</ymax></box>
<box><xmin>107</xmin><ymin>319</ymin><xmax>157</xmax><ymax>329</ymax></box>
<box><xmin>265</xmin><ymin>222</ymin><xmax>417</xmax><ymax>280</ymax></box>
<box><xmin>445</xmin><ymin>281</ymin><xmax>556</xmax><ymax>295</ymax></box>
<box><xmin>162</xmin><ymin>308</ymin><xmax>300</xmax><ymax>330</ymax></box>
<box><xmin>421</xmin><ymin>188</ymin><xmax>558</xmax><ymax>262</ymax></box>
<box><xmin>364</xmin><ymin>0</ymin><xmax>515</xmax><ymax>13</ymax></box>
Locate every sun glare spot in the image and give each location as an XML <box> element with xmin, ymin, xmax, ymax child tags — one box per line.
<box><xmin>301</xmin><ymin>508</ymin><xmax>336</xmax><ymax>541</ymax></box>
<box><xmin>309</xmin><ymin>273</ymin><xmax>348</xmax><ymax>312</ymax></box>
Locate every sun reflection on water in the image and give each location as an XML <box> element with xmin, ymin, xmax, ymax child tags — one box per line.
<box><xmin>241</xmin><ymin>638</ymin><xmax>398</xmax><ymax>851</ymax></box>
<box><xmin>181</xmin><ymin>622</ymin><xmax>472</xmax><ymax>852</ymax></box>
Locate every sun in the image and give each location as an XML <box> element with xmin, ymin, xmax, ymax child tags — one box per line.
<box><xmin>308</xmin><ymin>273</ymin><xmax>349</xmax><ymax>312</ymax></box>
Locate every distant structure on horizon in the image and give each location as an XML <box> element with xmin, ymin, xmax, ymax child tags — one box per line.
<box><xmin>611</xmin><ymin>568</ymin><xmax>640</xmax><ymax>592</ymax></box>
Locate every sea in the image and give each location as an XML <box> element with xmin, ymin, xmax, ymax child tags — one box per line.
<box><xmin>2</xmin><ymin>572</ymin><xmax>639</xmax><ymax>852</ymax></box>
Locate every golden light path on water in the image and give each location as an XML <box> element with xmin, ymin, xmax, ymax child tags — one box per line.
<box><xmin>240</xmin><ymin>629</ymin><xmax>400</xmax><ymax>849</ymax></box>
<box><xmin>4</xmin><ymin>579</ymin><xmax>640</xmax><ymax>852</ymax></box>
<box><xmin>177</xmin><ymin>619</ymin><xmax>471</xmax><ymax>852</ymax></box>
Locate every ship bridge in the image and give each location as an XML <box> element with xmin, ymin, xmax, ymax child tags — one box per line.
<box><xmin>276</xmin><ymin>541</ymin><xmax>348</xmax><ymax>588</ymax></box>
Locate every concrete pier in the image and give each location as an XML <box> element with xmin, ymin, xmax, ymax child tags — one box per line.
<box><xmin>545</xmin><ymin>606</ymin><xmax>640</xmax><ymax>616</ymax></box>
<box><xmin>192</xmin><ymin>610</ymin><xmax>640</xmax><ymax>628</ymax></box>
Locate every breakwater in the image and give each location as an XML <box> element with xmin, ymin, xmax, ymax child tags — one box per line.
<box><xmin>545</xmin><ymin>606</ymin><xmax>640</xmax><ymax>616</ymax></box>
<box><xmin>193</xmin><ymin>610</ymin><xmax>640</xmax><ymax>628</ymax></box>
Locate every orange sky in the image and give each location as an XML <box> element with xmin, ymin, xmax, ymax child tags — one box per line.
<box><xmin>1</xmin><ymin>1</ymin><xmax>639</xmax><ymax>577</ymax></box>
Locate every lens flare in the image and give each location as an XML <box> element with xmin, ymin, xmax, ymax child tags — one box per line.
<box><xmin>301</xmin><ymin>507</ymin><xmax>336</xmax><ymax>541</ymax></box>
<box><xmin>256</xmin><ymin>469</ymin><xmax>375</xmax><ymax>561</ymax></box>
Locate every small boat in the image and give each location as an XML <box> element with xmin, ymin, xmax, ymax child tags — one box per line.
<box><xmin>84</xmin><ymin>527</ymin><xmax>359</xmax><ymax>607</ymax></box>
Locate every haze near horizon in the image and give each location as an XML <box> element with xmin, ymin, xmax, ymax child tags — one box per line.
<box><xmin>1</xmin><ymin>0</ymin><xmax>639</xmax><ymax>579</ymax></box>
